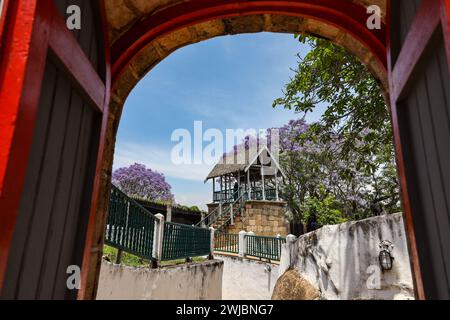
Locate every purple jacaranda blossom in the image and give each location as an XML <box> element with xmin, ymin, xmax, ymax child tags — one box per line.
<box><xmin>112</xmin><ymin>163</ymin><xmax>174</xmax><ymax>202</ymax></box>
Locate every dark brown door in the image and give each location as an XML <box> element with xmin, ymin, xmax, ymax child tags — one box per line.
<box><xmin>389</xmin><ymin>0</ymin><xmax>450</xmax><ymax>299</ymax></box>
<box><xmin>0</xmin><ymin>0</ymin><xmax>110</xmax><ymax>299</ymax></box>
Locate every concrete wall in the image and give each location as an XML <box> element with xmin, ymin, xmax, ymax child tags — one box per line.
<box><xmin>217</xmin><ymin>254</ymin><xmax>279</xmax><ymax>300</ymax></box>
<box><xmin>279</xmin><ymin>213</ymin><xmax>414</xmax><ymax>300</ymax></box>
<box><xmin>97</xmin><ymin>259</ymin><xmax>223</xmax><ymax>300</ymax></box>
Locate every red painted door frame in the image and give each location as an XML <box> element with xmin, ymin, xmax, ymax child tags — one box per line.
<box><xmin>387</xmin><ymin>0</ymin><xmax>450</xmax><ymax>300</ymax></box>
<box><xmin>0</xmin><ymin>0</ymin><xmax>110</xmax><ymax>298</ymax></box>
<box><xmin>1</xmin><ymin>0</ymin><xmax>447</xmax><ymax>300</ymax></box>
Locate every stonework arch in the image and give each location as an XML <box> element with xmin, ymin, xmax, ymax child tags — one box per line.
<box><xmin>86</xmin><ymin>0</ymin><xmax>387</xmax><ymax>298</ymax></box>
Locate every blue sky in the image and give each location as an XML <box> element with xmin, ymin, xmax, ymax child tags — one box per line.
<box><xmin>113</xmin><ymin>32</ymin><xmax>319</xmax><ymax>209</ymax></box>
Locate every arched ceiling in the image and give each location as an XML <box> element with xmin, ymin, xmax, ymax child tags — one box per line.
<box><xmin>103</xmin><ymin>0</ymin><xmax>388</xmax><ymax>132</ymax></box>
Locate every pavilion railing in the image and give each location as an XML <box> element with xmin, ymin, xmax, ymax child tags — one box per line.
<box><xmin>105</xmin><ymin>185</ymin><xmax>155</xmax><ymax>260</ymax></box>
<box><xmin>162</xmin><ymin>222</ymin><xmax>211</xmax><ymax>261</ymax></box>
<box><xmin>245</xmin><ymin>234</ymin><xmax>286</xmax><ymax>261</ymax></box>
<box><xmin>248</xmin><ymin>187</ymin><xmax>277</xmax><ymax>201</ymax></box>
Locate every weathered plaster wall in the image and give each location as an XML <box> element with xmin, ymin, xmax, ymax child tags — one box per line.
<box><xmin>97</xmin><ymin>259</ymin><xmax>223</xmax><ymax>300</ymax></box>
<box><xmin>217</xmin><ymin>253</ymin><xmax>279</xmax><ymax>300</ymax></box>
<box><xmin>278</xmin><ymin>213</ymin><xmax>414</xmax><ymax>300</ymax></box>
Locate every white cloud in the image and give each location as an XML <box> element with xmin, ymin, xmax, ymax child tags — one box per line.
<box><xmin>175</xmin><ymin>192</ymin><xmax>211</xmax><ymax>211</ymax></box>
<box><xmin>113</xmin><ymin>141</ymin><xmax>213</xmax><ymax>182</ymax></box>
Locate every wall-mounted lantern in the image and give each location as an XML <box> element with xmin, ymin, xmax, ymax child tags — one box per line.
<box><xmin>379</xmin><ymin>240</ymin><xmax>394</xmax><ymax>271</ymax></box>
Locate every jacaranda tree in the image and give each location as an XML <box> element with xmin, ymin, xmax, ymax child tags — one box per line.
<box><xmin>112</xmin><ymin>163</ymin><xmax>174</xmax><ymax>203</ymax></box>
<box><xmin>273</xmin><ymin>36</ymin><xmax>400</xmax><ymax>230</ymax></box>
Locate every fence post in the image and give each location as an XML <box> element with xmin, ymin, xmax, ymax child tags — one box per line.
<box><xmin>246</xmin><ymin>231</ymin><xmax>255</xmax><ymax>257</ymax></box>
<box><xmin>276</xmin><ymin>234</ymin><xmax>281</xmax><ymax>259</ymax></box>
<box><xmin>286</xmin><ymin>234</ymin><xmax>297</xmax><ymax>267</ymax></box>
<box><xmin>201</xmin><ymin>211</ymin><xmax>206</xmax><ymax>228</ymax></box>
<box><xmin>152</xmin><ymin>213</ymin><xmax>165</xmax><ymax>268</ymax></box>
<box><xmin>166</xmin><ymin>204</ymin><xmax>172</xmax><ymax>222</ymax></box>
<box><xmin>209</xmin><ymin>227</ymin><xmax>215</xmax><ymax>259</ymax></box>
<box><xmin>115</xmin><ymin>249</ymin><xmax>123</xmax><ymax>264</ymax></box>
<box><xmin>238</xmin><ymin>230</ymin><xmax>247</xmax><ymax>257</ymax></box>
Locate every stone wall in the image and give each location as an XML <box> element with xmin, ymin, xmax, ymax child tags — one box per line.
<box><xmin>278</xmin><ymin>213</ymin><xmax>415</xmax><ymax>300</ymax></box>
<box><xmin>97</xmin><ymin>259</ymin><xmax>223</xmax><ymax>300</ymax></box>
<box><xmin>217</xmin><ymin>253</ymin><xmax>279</xmax><ymax>300</ymax></box>
<box><xmin>209</xmin><ymin>201</ymin><xmax>290</xmax><ymax>236</ymax></box>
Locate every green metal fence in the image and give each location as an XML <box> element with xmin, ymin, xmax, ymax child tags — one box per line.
<box><xmin>105</xmin><ymin>185</ymin><xmax>155</xmax><ymax>260</ymax></box>
<box><xmin>162</xmin><ymin>222</ymin><xmax>211</xmax><ymax>261</ymax></box>
<box><xmin>214</xmin><ymin>233</ymin><xmax>239</xmax><ymax>254</ymax></box>
<box><xmin>245</xmin><ymin>234</ymin><xmax>286</xmax><ymax>261</ymax></box>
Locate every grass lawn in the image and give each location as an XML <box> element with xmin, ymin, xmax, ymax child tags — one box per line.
<box><xmin>103</xmin><ymin>245</ymin><xmax>207</xmax><ymax>267</ymax></box>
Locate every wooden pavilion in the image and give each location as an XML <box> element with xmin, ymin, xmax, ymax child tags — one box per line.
<box><xmin>205</xmin><ymin>145</ymin><xmax>286</xmax><ymax>203</ymax></box>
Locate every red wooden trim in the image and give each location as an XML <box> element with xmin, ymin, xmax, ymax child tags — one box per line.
<box><xmin>0</xmin><ymin>0</ymin><xmax>49</xmax><ymax>290</ymax></box>
<box><xmin>78</xmin><ymin>0</ymin><xmax>111</xmax><ymax>300</ymax></box>
<box><xmin>386</xmin><ymin>0</ymin><xmax>425</xmax><ymax>300</ymax></box>
<box><xmin>390</xmin><ymin>0</ymin><xmax>440</xmax><ymax>102</ymax></box>
<box><xmin>0</xmin><ymin>0</ymin><xmax>10</xmax><ymax>44</ymax></box>
<box><xmin>388</xmin><ymin>100</ymin><xmax>426</xmax><ymax>301</ymax></box>
<box><xmin>47</xmin><ymin>3</ymin><xmax>105</xmax><ymax>112</ymax></box>
<box><xmin>111</xmin><ymin>0</ymin><xmax>387</xmax><ymax>86</ymax></box>
<box><xmin>440</xmin><ymin>0</ymin><xmax>450</xmax><ymax>71</ymax></box>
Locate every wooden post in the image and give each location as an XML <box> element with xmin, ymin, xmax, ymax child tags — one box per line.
<box><xmin>247</xmin><ymin>170</ymin><xmax>251</xmax><ymax>200</ymax></box>
<box><xmin>230</xmin><ymin>203</ymin><xmax>234</xmax><ymax>225</ymax></box>
<box><xmin>220</xmin><ymin>176</ymin><xmax>223</xmax><ymax>202</ymax></box>
<box><xmin>166</xmin><ymin>204</ymin><xmax>172</xmax><ymax>222</ymax></box>
<box><xmin>261</xmin><ymin>167</ymin><xmax>266</xmax><ymax>201</ymax></box>
<box><xmin>238</xmin><ymin>171</ymin><xmax>241</xmax><ymax>198</ymax></box>
<box><xmin>115</xmin><ymin>249</ymin><xmax>123</xmax><ymax>264</ymax></box>
<box><xmin>275</xmin><ymin>174</ymin><xmax>279</xmax><ymax>201</ymax></box>
<box><xmin>213</xmin><ymin>177</ymin><xmax>215</xmax><ymax>201</ymax></box>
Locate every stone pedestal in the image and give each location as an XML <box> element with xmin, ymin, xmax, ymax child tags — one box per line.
<box><xmin>208</xmin><ymin>201</ymin><xmax>289</xmax><ymax>236</ymax></box>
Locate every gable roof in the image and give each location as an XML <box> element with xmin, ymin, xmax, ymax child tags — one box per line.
<box><xmin>205</xmin><ymin>145</ymin><xmax>285</xmax><ymax>182</ymax></box>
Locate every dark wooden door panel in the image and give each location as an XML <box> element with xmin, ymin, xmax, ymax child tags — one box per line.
<box><xmin>398</xmin><ymin>31</ymin><xmax>450</xmax><ymax>298</ymax></box>
<box><xmin>2</xmin><ymin>55</ymin><xmax>101</xmax><ymax>299</ymax></box>
<box><xmin>390</xmin><ymin>0</ymin><xmax>450</xmax><ymax>299</ymax></box>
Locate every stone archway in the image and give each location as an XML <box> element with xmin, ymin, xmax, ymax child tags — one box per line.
<box><xmin>84</xmin><ymin>0</ymin><xmax>388</xmax><ymax>299</ymax></box>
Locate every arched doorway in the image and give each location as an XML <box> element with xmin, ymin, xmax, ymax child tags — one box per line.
<box><xmin>1</xmin><ymin>0</ymin><xmax>449</xmax><ymax>300</ymax></box>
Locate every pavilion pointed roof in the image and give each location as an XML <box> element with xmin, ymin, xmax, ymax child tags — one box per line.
<box><xmin>205</xmin><ymin>145</ymin><xmax>285</xmax><ymax>182</ymax></box>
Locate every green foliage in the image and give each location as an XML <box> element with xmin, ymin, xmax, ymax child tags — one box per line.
<box><xmin>103</xmin><ymin>245</ymin><xmax>207</xmax><ymax>267</ymax></box>
<box><xmin>274</xmin><ymin>35</ymin><xmax>390</xmax><ymax>152</ymax></box>
<box><xmin>274</xmin><ymin>36</ymin><xmax>400</xmax><ymax>228</ymax></box>
<box><xmin>301</xmin><ymin>187</ymin><xmax>348</xmax><ymax>226</ymax></box>
<box><xmin>189</xmin><ymin>205</ymin><xmax>200</xmax><ymax>212</ymax></box>
<box><xmin>103</xmin><ymin>245</ymin><xmax>150</xmax><ymax>267</ymax></box>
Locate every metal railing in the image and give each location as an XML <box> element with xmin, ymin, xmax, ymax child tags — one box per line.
<box><xmin>213</xmin><ymin>186</ymin><xmax>245</xmax><ymax>203</ymax></box>
<box><xmin>162</xmin><ymin>222</ymin><xmax>211</xmax><ymax>261</ymax></box>
<box><xmin>196</xmin><ymin>204</ymin><xmax>224</xmax><ymax>227</ymax></box>
<box><xmin>247</xmin><ymin>187</ymin><xmax>277</xmax><ymax>201</ymax></box>
<box><xmin>245</xmin><ymin>234</ymin><xmax>286</xmax><ymax>261</ymax></box>
<box><xmin>197</xmin><ymin>191</ymin><xmax>246</xmax><ymax>229</ymax></box>
<box><xmin>214</xmin><ymin>233</ymin><xmax>239</xmax><ymax>254</ymax></box>
<box><xmin>105</xmin><ymin>185</ymin><xmax>155</xmax><ymax>260</ymax></box>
